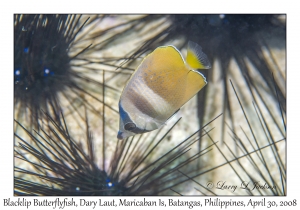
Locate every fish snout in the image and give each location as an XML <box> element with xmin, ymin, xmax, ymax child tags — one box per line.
<box><xmin>117</xmin><ymin>131</ymin><xmax>124</xmax><ymax>140</ymax></box>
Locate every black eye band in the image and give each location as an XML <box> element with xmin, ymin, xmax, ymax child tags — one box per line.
<box><xmin>124</xmin><ymin>122</ymin><xmax>136</xmax><ymax>131</ymax></box>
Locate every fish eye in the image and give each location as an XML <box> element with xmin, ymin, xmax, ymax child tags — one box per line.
<box><xmin>124</xmin><ymin>122</ymin><xmax>136</xmax><ymax>131</ymax></box>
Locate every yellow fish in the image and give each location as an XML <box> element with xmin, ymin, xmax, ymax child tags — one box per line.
<box><xmin>117</xmin><ymin>41</ymin><xmax>211</xmax><ymax>139</ymax></box>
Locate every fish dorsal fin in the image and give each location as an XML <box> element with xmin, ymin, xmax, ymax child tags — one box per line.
<box><xmin>186</xmin><ymin>41</ymin><xmax>211</xmax><ymax>70</ymax></box>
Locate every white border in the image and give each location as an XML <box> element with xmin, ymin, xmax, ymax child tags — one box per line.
<box><xmin>1</xmin><ymin>1</ymin><xmax>298</xmax><ymax>210</ymax></box>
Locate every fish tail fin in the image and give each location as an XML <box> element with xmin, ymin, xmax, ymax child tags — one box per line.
<box><xmin>186</xmin><ymin>41</ymin><xmax>211</xmax><ymax>70</ymax></box>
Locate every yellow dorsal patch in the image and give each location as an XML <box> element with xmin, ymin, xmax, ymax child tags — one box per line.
<box><xmin>186</xmin><ymin>41</ymin><xmax>211</xmax><ymax>70</ymax></box>
<box><xmin>139</xmin><ymin>46</ymin><xmax>188</xmax><ymax>108</ymax></box>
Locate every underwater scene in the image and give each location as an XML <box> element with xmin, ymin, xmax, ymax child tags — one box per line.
<box><xmin>14</xmin><ymin>14</ymin><xmax>286</xmax><ymax>196</ymax></box>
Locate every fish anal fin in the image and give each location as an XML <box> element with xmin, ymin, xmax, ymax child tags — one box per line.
<box><xmin>182</xmin><ymin>70</ymin><xmax>207</xmax><ymax>104</ymax></box>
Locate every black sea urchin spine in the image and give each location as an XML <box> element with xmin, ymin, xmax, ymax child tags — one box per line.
<box><xmin>14</xmin><ymin>15</ymin><xmax>86</xmax><ymax>128</ymax></box>
<box><xmin>14</xmin><ymin>111</ymin><xmax>222</xmax><ymax>195</ymax></box>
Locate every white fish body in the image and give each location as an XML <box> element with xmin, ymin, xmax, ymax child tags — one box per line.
<box><xmin>117</xmin><ymin>41</ymin><xmax>211</xmax><ymax>139</ymax></box>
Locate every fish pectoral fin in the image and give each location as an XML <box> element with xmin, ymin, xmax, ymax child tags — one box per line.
<box><xmin>143</xmin><ymin>117</ymin><xmax>163</xmax><ymax>131</ymax></box>
<box><xmin>186</xmin><ymin>41</ymin><xmax>211</xmax><ymax>70</ymax></box>
<box><xmin>164</xmin><ymin>109</ymin><xmax>180</xmax><ymax>124</ymax></box>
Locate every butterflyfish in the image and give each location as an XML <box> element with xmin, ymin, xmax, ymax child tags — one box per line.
<box><xmin>117</xmin><ymin>41</ymin><xmax>211</xmax><ymax>140</ymax></box>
